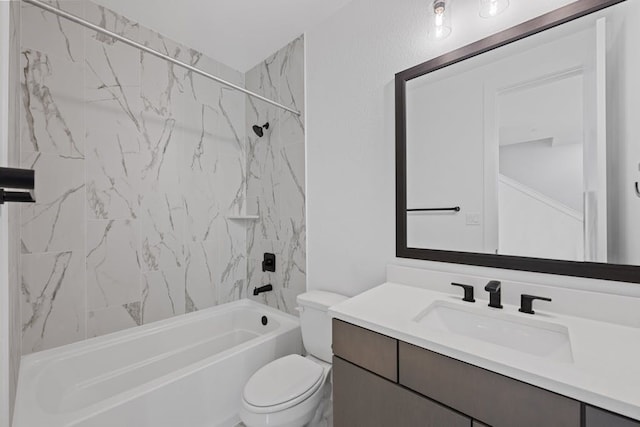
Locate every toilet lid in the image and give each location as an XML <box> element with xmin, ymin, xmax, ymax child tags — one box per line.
<box><xmin>243</xmin><ymin>355</ymin><xmax>324</xmax><ymax>408</ymax></box>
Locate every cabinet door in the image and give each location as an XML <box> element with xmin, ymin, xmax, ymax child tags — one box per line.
<box><xmin>332</xmin><ymin>319</ymin><xmax>398</xmax><ymax>382</ymax></box>
<box><xmin>585</xmin><ymin>406</ymin><xmax>640</xmax><ymax>427</ymax></box>
<box><xmin>333</xmin><ymin>356</ymin><xmax>470</xmax><ymax>427</ymax></box>
<box><xmin>398</xmin><ymin>342</ymin><xmax>580</xmax><ymax>427</ymax></box>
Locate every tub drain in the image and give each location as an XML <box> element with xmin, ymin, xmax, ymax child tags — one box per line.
<box><xmin>261</xmin><ymin>315</ymin><xmax>268</xmax><ymax>326</ymax></box>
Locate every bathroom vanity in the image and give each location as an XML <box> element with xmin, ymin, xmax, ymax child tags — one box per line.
<box><xmin>330</xmin><ymin>281</ymin><xmax>640</xmax><ymax>427</ymax></box>
<box><xmin>376</xmin><ymin>0</ymin><xmax>640</xmax><ymax>421</ymax></box>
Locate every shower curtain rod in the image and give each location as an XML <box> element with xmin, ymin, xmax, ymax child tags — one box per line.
<box><xmin>22</xmin><ymin>0</ymin><xmax>302</xmax><ymax>116</ymax></box>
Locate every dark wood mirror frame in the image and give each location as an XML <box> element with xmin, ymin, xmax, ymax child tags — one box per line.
<box><xmin>395</xmin><ymin>0</ymin><xmax>640</xmax><ymax>284</ymax></box>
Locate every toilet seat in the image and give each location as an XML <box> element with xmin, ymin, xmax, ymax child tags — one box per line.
<box><xmin>242</xmin><ymin>355</ymin><xmax>325</xmax><ymax>414</ymax></box>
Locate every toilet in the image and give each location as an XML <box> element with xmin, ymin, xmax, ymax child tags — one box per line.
<box><xmin>240</xmin><ymin>291</ymin><xmax>349</xmax><ymax>427</ymax></box>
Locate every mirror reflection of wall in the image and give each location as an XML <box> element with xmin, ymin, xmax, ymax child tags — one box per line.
<box><xmin>497</xmin><ymin>74</ymin><xmax>585</xmax><ymax>262</ymax></box>
<box><xmin>405</xmin><ymin>0</ymin><xmax>640</xmax><ymax>267</ymax></box>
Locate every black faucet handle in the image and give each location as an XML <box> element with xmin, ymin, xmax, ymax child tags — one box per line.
<box><xmin>485</xmin><ymin>280</ymin><xmax>503</xmax><ymax>309</ymax></box>
<box><xmin>484</xmin><ymin>280</ymin><xmax>501</xmax><ymax>292</ymax></box>
<box><xmin>519</xmin><ymin>294</ymin><xmax>552</xmax><ymax>315</ymax></box>
<box><xmin>451</xmin><ymin>283</ymin><xmax>475</xmax><ymax>303</ymax></box>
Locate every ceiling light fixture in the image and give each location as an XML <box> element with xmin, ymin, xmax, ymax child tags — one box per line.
<box><xmin>479</xmin><ymin>0</ymin><xmax>509</xmax><ymax>18</ymax></box>
<box><xmin>428</xmin><ymin>0</ymin><xmax>452</xmax><ymax>40</ymax></box>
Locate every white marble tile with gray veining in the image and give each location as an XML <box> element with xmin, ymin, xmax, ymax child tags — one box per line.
<box><xmin>181</xmin><ymin>103</ymin><xmax>222</xmax><ymax>242</ymax></box>
<box><xmin>141</xmin><ymin>268</ymin><xmax>186</xmax><ymax>323</ymax></box>
<box><xmin>277</xmin><ymin>143</ymin><xmax>306</xmax><ymax>312</ymax></box>
<box><xmin>21</xmin><ymin>251</ymin><xmax>85</xmax><ymax>353</ymax></box>
<box><xmin>184</xmin><ymin>239</ymin><xmax>218</xmax><ymax>312</ymax></box>
<box><xmin>87</xmin><ymin>302</ymin><xmax>141</xmax><ymax>338</ymax></box>
<box><xmin>85</xmin><ymin>85</ymin><xmax>141</xmax><ymax>220</ymax></box>
<box><xmin>84</xmin><ymin>1</ymin><xmax>140</xmax><ymax>66</ymax></box>
<box><xmin>21</xmin><ymin>48</ymin><xmax>85</xmax><ymax>157</ymax></box>
<box><xmin>139</xmin><ymin>191</ymin><xmax>185</xmax><ymax>273</ymax></box>
<box><xmin>86</xmin><ymin>219</ymin><xmax>140</xmax><ymax>309</ymax></box>
<box><xmin>216</xmin><ymin>217</ymin><xmax>248</xmax><ymax>304</ymax></box>
<box><xmin>16</xmin><ymin>0</ymin><xmax>306</xmax><ymax>355</ymax></box>
<box><xmin>20</xmin><ymin>1</ymin><xmax>85</xmax><ymax>64</ymax></box>
<box><xmin>245</xmin><ymin>36</ymin><xmax>306</xmax><ymax>315</ymax></box>
<box><xmin>139</xmin><ymin>27</ymin><xmax>192</xmax><ymax>119</ymax></box>
<box><xmin>20</xmin><ymin>151</ymin><xmax>85</xmax><ymax>254</ymax></box>
<box><xmin>218</xmin><ymin>86</ymin><xmax>247</xmax><ymax>161</ymax></box>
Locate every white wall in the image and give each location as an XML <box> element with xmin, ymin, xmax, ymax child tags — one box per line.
<box><xmin>0</xmin><ymin>3</ymin><xmax>11</xmax><ymax>424</ymax></box>
<box><xmin>500</xmin><ymin>141</ymin><xmax>584</xmax><ymax>212</ymax></box>
<box><xmin>498</xmin><ymin>175</ymin><xmax>584</xmax><ymax>261</ymax></box>
<box><xmin>0</xmin><ymin>1</ymin><xmax>21</xmax><ymax>424</ymax></box>
<box><xmin>406</xmin><ymin>68</ymin><xmax>484</xmax><ymax>252</ymax></box>
<box><xmin>606</xmin><ymin>0</ymin><xmax>640</xmax><ymax>266</ymax></box>
<box><xmin>305</xmin><ymin>0</ymin><xmax>595</xmax><ymax>296</ymax></box>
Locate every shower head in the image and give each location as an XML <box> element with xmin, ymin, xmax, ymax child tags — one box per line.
<box><xmin>252</xmin><ymin>122</ymin><xmax>270</xmax><ymax>138</ymax></box>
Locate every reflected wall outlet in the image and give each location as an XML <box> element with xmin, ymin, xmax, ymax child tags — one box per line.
<box><xmin>466</xmin><ymin>213</ymin><xmax>481</xmax><ymax>225</ymax></box>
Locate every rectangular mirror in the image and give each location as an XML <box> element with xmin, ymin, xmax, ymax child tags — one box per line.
<box><xmin>396</xmin><ymin>0</ymin><xmax>640</xmax><ymax>283</ymax></box>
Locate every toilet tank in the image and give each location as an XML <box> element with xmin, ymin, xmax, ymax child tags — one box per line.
<box><xmin>296</xmin><ymin>291</ymin><xmax>349</xmax><ymax>363</ymax></box>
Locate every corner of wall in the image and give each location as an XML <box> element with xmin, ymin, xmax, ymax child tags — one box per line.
<box><xmin>1</xmin><ymin>0</ymin><xmax>23</xmax><ymax>424</ymax></box>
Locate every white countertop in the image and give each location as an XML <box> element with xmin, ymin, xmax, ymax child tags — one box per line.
<box><xmin>329</xmin><ymin>282</ymin><xmax>640</xmax><ymax>420</ymax></box>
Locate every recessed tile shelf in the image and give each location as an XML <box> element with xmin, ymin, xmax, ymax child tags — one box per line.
<box><xmin>226</xmin><ymin>215</ymin><xmax>260</xmax><ymax>220</ymax></box>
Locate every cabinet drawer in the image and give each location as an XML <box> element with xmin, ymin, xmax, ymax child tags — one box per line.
<box><xmin>585</xmin><ymin>406</ymin><xmax>640</xmax><ymax>427</ymax></box>
<box><xmin>332</xmin><ymin>319</ymin><xmax>397</xmax><ymax>382</ymax></box>
<box><xmin>399</xmin><ymin>342</ymin><xmax>580</xmax><ymax>427</ymax></box>
<box><xmin>333</xmin><ymin>356</ymin><xmax>470</xmax><ymax>427</ymax></box>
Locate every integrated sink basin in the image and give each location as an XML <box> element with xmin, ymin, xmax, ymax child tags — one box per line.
<box><xmin>414</xmin><ymin>301</ymin><xmax>573</xmax><ymax>363</ymax></box>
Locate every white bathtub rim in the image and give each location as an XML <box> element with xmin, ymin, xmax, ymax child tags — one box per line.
<box><xmin>15</xmin><ymin>300</ymin><xmax>301</xmax><ymax>427</ymax></box>
<box><xmin>21</xmin><ymin>299</ymin><xmax>298</xmax><ymax>365</ymax></box>
<box><xmin>68</xmin><ymin>328</ymin><xmax>298</xmax><ymax>427</ymax></box>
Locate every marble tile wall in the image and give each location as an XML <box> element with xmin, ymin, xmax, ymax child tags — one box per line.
<box><xmin>244</xmin><ymin>36</ymin><xmax>307</xmax><ymax>315</ymax></box>
<box><xmin>19</xmin><ymin>0</ymin><xmax>248</xmax><ymax>353</ymax></box>
<box><xmin>17</xmin><ymin>0</ymin><xmax>306</xmax><ymax>355</ymax></box>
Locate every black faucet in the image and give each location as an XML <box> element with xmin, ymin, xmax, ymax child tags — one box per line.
<box><xmin>253</xmin><ymin>284</ymin><xmax>273</xmax><ymax>296</ymax></box>
<box><xmin>484</xmin><ymin>280</ymin><xmax>502</xmax><ymax>309</ymax></box>
<box><xmin>519</xmin><ymin>294</ymin><xmax>552</xmax><ymax>315</ymax></box>
<box><xmin>451</xmin><ymin>283</ymin><xmax>475</xmax><ymax>303</ymax></box>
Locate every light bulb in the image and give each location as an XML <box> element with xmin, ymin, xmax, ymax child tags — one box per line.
<box><xmin>489</xmin><ymin>0</ymin><xmax>498</xmax><ymax>16</ymax></box>
<box><xmin>479</xmin><ymin>0</ymin><xmax>509</xmax><ymax>18</ymax></box>
<box><xmin>435</xmin><ymin>11</ymin><xmax>444</xmax><ymax>27</ymax></box>
<box><xmin>429</xmin><ymin>1</ymin><xmax>451</xmax><ymax>40</ymax></box>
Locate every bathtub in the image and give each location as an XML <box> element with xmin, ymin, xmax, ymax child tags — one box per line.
<box><xmin>13</xmin><ymin>299</ymin><xmax>302</xmax><ymax>427</ymax></box>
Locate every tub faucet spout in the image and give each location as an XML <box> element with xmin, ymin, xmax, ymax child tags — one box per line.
<box><xmin>253</xmin><ymin>284</ymin><xmax>273</xmax><ymax>296</ymax></box>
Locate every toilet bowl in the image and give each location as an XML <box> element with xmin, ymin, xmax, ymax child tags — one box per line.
<box><xmin>240</xmin><ymin>355</ymin><xmax>331</xmax><ymax>427</ymax></box>
<box><xmin>239</xmin><ymin>291</ymin><xmax>348</xmax><ymax>427</ymax></box>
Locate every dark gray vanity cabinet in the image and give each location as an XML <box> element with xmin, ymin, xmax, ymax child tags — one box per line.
<box><xmin>332</xmin><ymin>319</ymin><xmax>639</xmax><ymax>427</ymax></box>
<box><xmin>398</xmin><ymin>341</ymin><xmax>580</xmax><ymax>427</ymax></box>
<box><xmin>332</xmin><ymin>317</ymin><xmax>398</xmax><ymax>382</ymax></box>
<box><xmin>333</xmin><ymin>356</ymin><xmax>470</xmax><ymax>427</ymax></box>
<box><xmin>585</xmin><ymin>406</ymin><xmax>640</xmax><ymax>427</ymax></box>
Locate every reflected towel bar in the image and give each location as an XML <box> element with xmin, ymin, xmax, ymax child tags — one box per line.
<box><xmin>407</xmin><ymin>207</ymin><xmax>461</xmax><ymax>212</ymax></box>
